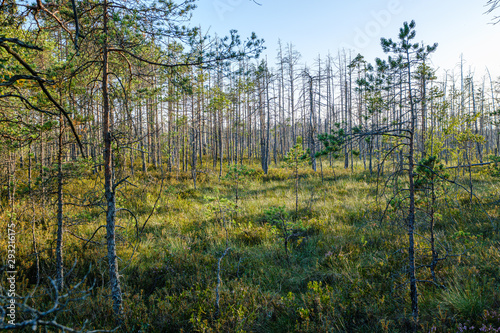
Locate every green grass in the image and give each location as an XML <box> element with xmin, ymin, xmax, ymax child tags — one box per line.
<box><xmin>2</xmin><ymin>160</ymin><xmax>500</xmax><ymax>332</ymax></box>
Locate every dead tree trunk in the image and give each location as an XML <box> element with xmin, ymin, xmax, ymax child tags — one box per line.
<box><xmin>55</xmin><ymin>111</ymin><xmax>64</xmax><ymax>291</ymax></box>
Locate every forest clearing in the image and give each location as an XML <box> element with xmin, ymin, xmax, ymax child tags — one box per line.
<box><xmin>1</xmin><ymin>0</ymin><xmax>500</xmax><ymax>332</ymax></box>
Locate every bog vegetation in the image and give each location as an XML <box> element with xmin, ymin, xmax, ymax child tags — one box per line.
<box><xmin>0</xmin><ymin>1</ymin><xmax>500</xmax><ymax>332</ymax></box>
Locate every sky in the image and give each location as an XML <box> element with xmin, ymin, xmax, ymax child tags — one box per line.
<box><xmin>190</xmin><ymin>0</ymin><xmax>500</xmax><ymax>79</ymax></box>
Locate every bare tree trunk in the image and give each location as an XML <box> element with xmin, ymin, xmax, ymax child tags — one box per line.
<box><xmin>265</xmin><ymin>68</ymin><xmax>271</xmax><ymax>173</ymax></box>
<box><xmin>139</xmin><ymin>102</ymin><xmax>146</xmax><ymax>173</ymax></box>
<box><xmin>40</xmin><ymin>116</ymin><xmax>45</xmax><ymax>208</ymax></box>
<box><xmin>429</xmin><ymin>178</ymin><xmax>438</xmax><ymax>282</ymax></box>
<box><xmin>56</xmin><ymin>111</ymin><xmax>64</xmax><ymax>292</ymax></box>
<box><xmin>259</xmin><ymin>69</ymin><xmax>269</xmax><ymax>174</ymax></box>
<box><xmin>103</xmin><ymin>0</ymin><xmax>123</xmax><ymax>319</ymax></box>
<box><xmin>288</xmin><ymin>44</ymin><xmax>297</xmax><ymax>147</ymax></box>
<box><xmin>191</xmin><ymin>127</ymin><xmax>197</xmax><ymax>189</ymax></box>
<box><xmin>167</xmin><ymin>78</ymin><xmax>173</xmax><ymax>172</ymax></box>
<box><xmin>406</xmin><ymin>50</ymin><xmax>419</xmax><ymax>331</ymax></box>
<box><xmin>308</xmin><ymin>73</ymin><xmax>317</xmax><ymax>171</ymax></box>
<box><xmin>295</xmin><ymin>154</ymin><xmax>299</xmax><ymax>217</ymax></box>
<box><xmin>28</xmin><ymin>143</ymin><xmax>40</xmax><ymax>285</ymax></box>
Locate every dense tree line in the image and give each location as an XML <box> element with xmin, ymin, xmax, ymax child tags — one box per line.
<box><xmin>2</xmin><ymin>3</ymin><xmax>499</xmax><ymax>184</ymax></box>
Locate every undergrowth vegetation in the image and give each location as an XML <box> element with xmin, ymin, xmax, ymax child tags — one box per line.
<box><xmin>2</xmin><ymin>161</ymin><xmax>499</xmax><ymax>332</ymax></box>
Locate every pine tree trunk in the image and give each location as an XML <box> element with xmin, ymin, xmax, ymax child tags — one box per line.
<box><xmin>406</xmin><ymin>51</ymin><xmax>419</xmax><ymax>331</ymax></box>
<box><xmin>56</xmin><ymin>111</ymin><xmax>64</xmax><ymax>292</ymax></box>
<box><xmin>103</xmin><ymin>0</ymin><xmax>123</xmax><ymax>319</ymax></box>
<box><xmin>308</xmin><ymin>74</ymin><xmax>316</xmax><ymax>171</ymax></box>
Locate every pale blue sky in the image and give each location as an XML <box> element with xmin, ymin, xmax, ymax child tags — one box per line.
<box><xmin>191</xmin><ymin>0</ymin><xmax>500</xmax><ymax>78</ymax></box>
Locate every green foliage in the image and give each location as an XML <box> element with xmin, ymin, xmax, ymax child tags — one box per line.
<box><xmin>415</xmin><ymin>155</ymin><xmax>449</xmax><ymax>189</ymax></box>
<box><xmin>263</xmin><ymin>206</ymin><xmax>306</xmax><ymax>233</ymax></box>
<box><xmin>178</xmin><ymin>188</ymin><xmax>200</xmax><ymax>199</ymax></box>
<box><xmin>293</xmin><ymin>281</ymin><xmax>338</xmax><ymax>332</ymax></box>
<box><xmin>316</xmin><ymin>123</ymin><xmax>346</xmax><ymax>160</ymax></box>
<box><xmin>204</xmin><ymin>194</ymin><xmax>237</xmax><ymax>217</ymax></box>
<box><xmin>262</xmin><ymin>168</ymin><xmax>291</xmax><ymax>182</ymax></box>
<box><xmin>488</xmin><ymin>155</ymin><xmax>500</xmax><ymax>177</ymax></box>
<box><xmin>234</xmin><ymin>222</ymin><xmax>270</xmax><ymax>246</ymax></box>
<box><xmin>284</xmin><ymin>136</ymin><xmax>310</xmax><ymax>166</ymax></box>
<box><xmin>440</xmin><ymin>277</ymin><xmax>492</xmax><ymax>321</ymax></box>
<box><xmin>263</xmin><ymin>205</ymin><xmax>289</xmax><ymax>226</ymax></box>
<box><xmin>225</xmin><ymin>164</ymin><xmax>258</xmax><ymax>180</ymax></box>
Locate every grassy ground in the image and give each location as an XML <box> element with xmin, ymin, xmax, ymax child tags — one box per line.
<box><xmin>2</xmin><ymin>160</ymin><xmax>500</xmax><ymax>332</ymax></box>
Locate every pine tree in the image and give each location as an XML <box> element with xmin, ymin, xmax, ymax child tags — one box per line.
<box><xmin>316</xmin><ymin>123</ymin><xmax>346</xmax><ymax>179</ymax></box>
<box><xmin>284</xmin><ymin>136</ymin><xmax>309</xmax><ymax>217</ymax></box>
<box><xmin>380</xmin><ymin>20</ymin><xmax>437</xmax><ymax>330</ymax></box>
